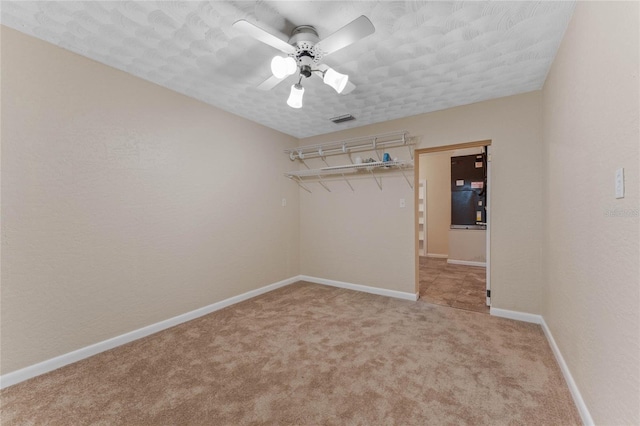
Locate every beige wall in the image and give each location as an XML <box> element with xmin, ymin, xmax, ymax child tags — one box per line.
<box><xmin>420</xmin><ymin>152</ymin><xmax>450</xmax><ymax>256</ymax></box>
<box><xmin>541</xmin><ymin>2</ymin><xmax>639</xmax><ymax>425</ymax></box>
<box><xmin>449</xmin><ymin>230</ymin><xmax>486</xmax><ymax>264</ymax></box>
<box><xmin>299</xmin><ymin>91</ymin><xmax>543</xmax><ymax>312</ymax></box>
<box><xmin>0</xmin><ymin>27</ymin><xmax>300</xmax><ymax>374</ymax></box>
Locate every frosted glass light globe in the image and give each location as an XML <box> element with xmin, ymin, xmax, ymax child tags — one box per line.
<box><xmin>271</xmin><ymin>56</ymin><xmax>297</xmax><ymax>79</ymax></box>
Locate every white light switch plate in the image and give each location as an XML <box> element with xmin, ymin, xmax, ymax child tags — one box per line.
<box><xmin>615</xmin><ymin>168</ymin><xmax>624</xmax><ymax>199</ymax></box>
<box><xmin>399</xmin><ymin>198</ymin><xmax>406</xmax><ymax>208</ymax></box>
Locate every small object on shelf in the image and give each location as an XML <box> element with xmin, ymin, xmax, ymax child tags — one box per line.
<box><xmin>283</xmin><ymin>130</ymin><xmax>414</xmax><ymax>192</ymax></box>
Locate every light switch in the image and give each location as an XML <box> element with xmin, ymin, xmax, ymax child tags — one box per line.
<box><xmin>282</xmin><ymin>198</ymin><xmax>287</xmax><ymax>207</ymax></box>
<box><xmin>400</xmin><ymin>198</ymin><xmax>406</xmax><ymax>208</ymax></box>
<box><xmin>615</xmin><ymin>168</ymin><xmax>624</xmax><ymax>199</ymax></box>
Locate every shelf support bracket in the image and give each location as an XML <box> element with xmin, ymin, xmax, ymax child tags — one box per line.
<box><xmin>399</xmin><ymin>167</ymin><xmax>413</xmax><ymax>189</ymax></box>
<box><xmin>404</xmin><ymin>135</ymin><xmax>415</xmax><ymax>160</ymax></box>
<box><xmin>341</xmin><ymin>173</ymin><xmax>355</xmax><ymax>191</ymax></box>
<box><xmin>368</xmin><ymin>169</ymin><xmax>383</xmax><ymax>191</ymax></box>
<box><xmin>289</xmin><ymin>176</ymin><xmax>312</xmax><ymax>193</ymax></box>
<box><xmin>301</xmin><ymin>159</ymin><xmax>331</xmax><ymax>192</ymax></box>
<box><xmin>316</xmin><ymin>177</ymin><xmax>331</xmax><ymax>192</ymax></box>
<box><xmin>322</xmin><ymin>157</ymin><xmax>353</xmax><ymax>191</ymax></box>
<box><xmin>372</xmin><ymin>138</ymin><xmax>382</xmax><ymax>161</ymax></box>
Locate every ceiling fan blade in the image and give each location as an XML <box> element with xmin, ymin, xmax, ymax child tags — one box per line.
<box><xmin>257</xmin><ymin>74</ymin><xmax>287</xmax><ymax>91</ymax></box>
<box><xmin>316</xmin><ymin>15</ymin><xmax>375</xmax><ymax>56</ymax></box>
<box><xmin>233</xmin><ymin>20</ymin><xmax>296</xmax><ymax>54</ymax></box>
<box><xmin>341</xmin><ymin>80</ymin><xmax>356</xmax><ymax>95</ymax></box>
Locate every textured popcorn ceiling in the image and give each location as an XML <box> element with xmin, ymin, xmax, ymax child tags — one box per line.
<box><xmin>1</xmin><ymin>1</ymin><xmax>575</xmax><ymax>138</ymax></box>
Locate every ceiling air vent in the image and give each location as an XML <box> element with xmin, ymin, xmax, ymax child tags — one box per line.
<box><xmin>330</xmin><ymin>114</ymin><xmax>356</xmax><ymax>124</ymax></box>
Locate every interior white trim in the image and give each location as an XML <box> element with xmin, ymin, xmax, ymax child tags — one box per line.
<box><xmin>0</xmin><ymin>276</ymin><xmax>299</xmax><ymax>389</ymax></box>
<box><xmin>426</xmin><ymin>253</ymin><xmax>449</xmax><ymax>259</ymax></box>
<box><xmin>540</xmin><ymin>318</ymin><xmax>594</xmax><ymax>426</ymax></box>
<box><xmin>489</xmin><ymin>307</ymin><xmax>542</xmax><ymax>324</ymax></box>
<box><xmin>491</xmin><ymin>307</ymin><xmax>593</xmax><ymax>425</ymax></box>
<box><xmin>299</xmin><ymin>275</ymin><xmax>419</xmax><ymax>301</ymax></box>
<box><xmin>447</xmin><ymin>259</ymin><xmax>486</xmax><ymax>267</ymax></box>
<box><xmin>3</xmin><ymin>278</ymin><xmax>591</xmax><ymax>426</ymax></box>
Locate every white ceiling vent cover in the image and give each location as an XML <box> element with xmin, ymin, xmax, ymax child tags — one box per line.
<box><xmin>330</xmin><ymin>114</ymin><xmax>356</xmax><ymax>124</ymax></box>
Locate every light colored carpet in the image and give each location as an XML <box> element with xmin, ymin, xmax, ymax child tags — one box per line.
<box><xmin>1</xmin><ymin>282</ymin><xmax>580</xmax><ymax>425</ymax></box>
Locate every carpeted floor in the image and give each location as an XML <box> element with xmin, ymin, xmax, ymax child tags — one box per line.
<box><xmin>419</xmin><ymin>257</ymin><xmax>489</xmax><ymax>314</ymax></box>
<box><xmin>1</xmin><ymin>282</ymin><xmax>580</xmax><ymax>425</ymax></box>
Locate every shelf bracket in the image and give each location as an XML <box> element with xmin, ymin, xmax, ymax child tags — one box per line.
<box><xmin>368</xmin><ymin>168</ymin><xmax>383</xmax><ymax>191</ymax></box>
<box><xmin>301</xmin><ymin>159</ymin><xmax>331</xmax><ymax>192</ymax></box>
<box><xmin>405</xmin><ymin>135</ymin><xmax>414</xmax><ymax>160</ymax></box>
<box><xmin>316</xmin><ymin>177</ymin><xmax>331</xmax><ymax>192</ymax></box>
<box><xmin>372</xmin><ymin>138</ymin><xmax>382</xmax><ymax>161</ymax></box>
<box><xmin>399</xmin><ymin>166</ymin><xmax>413</xmax><ymax>189</ymax></box>
<box><xmin>289</xmin><ymin>176</ymin><xmax>312</xmax><ymax>193</ymax></box>
<box><xmin>321</xmin><ymin>156</ymin><xmax>353</xmax><ymax>191</ymax></box>
<box><xmin>341</xmin><ymin>173</ymin><xmax>355</xmax><ymax>191</ymax></box>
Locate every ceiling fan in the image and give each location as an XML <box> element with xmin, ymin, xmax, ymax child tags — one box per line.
<box><xmin>232</xmin><ymin>15</ymin><xmax>375</xmax><ymax>108</ymax></box>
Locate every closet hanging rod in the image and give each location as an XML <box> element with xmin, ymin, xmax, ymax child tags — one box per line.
<box><xmin>288</xmin><ymin>139</ymin><xmax>410</xmax><ymax>160</ymax></box>
<box><xmin>284</xmin><ymin>130</ymin><xmax>411</xmax><ymax>160</ymax></box>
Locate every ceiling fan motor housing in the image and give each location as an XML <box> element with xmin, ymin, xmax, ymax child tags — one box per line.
<box><xmin>288</xmin><ymin>25</ymin><xmax>323</xmax><ymax>68</ymax></box>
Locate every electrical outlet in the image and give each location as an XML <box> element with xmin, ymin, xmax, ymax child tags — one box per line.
<box><xmin>400</xmin><ymin>198</ymin><xmax>406</xmax><ymax>208</ymax></box>
<box><xmin>282</xmin><ymin>198</ymin><xmax>287</xmax><ymax>207</ymax></box>
<box><xmin>615</xmin><ymin>168</ymin><xmax>624</xmax><ymax>199</ymax></box>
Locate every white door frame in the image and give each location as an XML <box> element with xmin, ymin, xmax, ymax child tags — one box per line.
<box><xmin>485</xmin><ymin>146</ymin><xmax>491</xmax><ymax>306</ymax></box>
<box><xmin>414</xmin><ymin>140</ymin><xmax>492</xmax><ymax>302</ymax></box>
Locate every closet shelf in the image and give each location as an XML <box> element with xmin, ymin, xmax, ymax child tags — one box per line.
<box><xmin>284</xmin><ymin>130</ymin><xmax>415</xmax><ymax>193</ymax></box>
<box><xmin>284</xmin><ymin>130</ymin><xmax>413</xmax><ymax>161</ymax></box>
<box><xmin>285</xmin><ymin>160</ymin><xmax>413</xmax><ymax>178</ymax></box>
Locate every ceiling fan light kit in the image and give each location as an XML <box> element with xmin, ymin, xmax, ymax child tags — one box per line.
<box><xmin>287</xmin><ymin>83</ymin><xmax>305</xmax><ymax>109</ymax></box>
<box><xmin>322</xmin><ymin>68</ymin><xmax>349</xmax><ymax>94</ymax></box>
<box><xmin>270</xmin><ymin>56</ymin><xmax>297</xmax><ymax>79</ymax></box>
<box><xmin>233</xmin><ymin>15</ymin><xmax>375</xmax><ymax>109</ymax></box>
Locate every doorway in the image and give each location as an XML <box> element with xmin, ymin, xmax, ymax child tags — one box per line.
<box><xmin>414</xmin><ymin>140</ymin><xmax>491</xmax><ymax>313</ymax></box>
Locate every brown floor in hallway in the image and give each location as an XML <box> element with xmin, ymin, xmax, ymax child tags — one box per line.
<box><xmin>419</xmin><ymin>256</ymin><xmax>489</xmax><ymax>314</ymax></box>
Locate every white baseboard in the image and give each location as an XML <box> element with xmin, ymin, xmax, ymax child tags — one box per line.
<box><xmin>299</xmin><ymin>275</ymin><xmax>418</xmax><ymax>302</ymax></box>
<box><xmin>4</xmin><ymin>276</ymin><xmax>590</xmax><ymax>426</ymax></box>
<box><xmin>426</xmin><ymin>253</ymin><xmax>449</xmax><ymax>259</ymax></box>
<box><xmin>0</xmin><ymin>276</ymin><xmax>299</xmax><ymax>389</ymax></box>
<box><xmin>540</xmin><ymin>318</ymin><xmax>594</xmax><ymax>426</ymax></box>
<box><xmin>447</xmin><ymin>259</ymin><xmax>486</xmax><ymax>267</ymax></box>
<box><xmin>1</xmin><ymin>276</ymin><xmax>417</xmax><ymax>388</ymax></box>
<box><xmin>489</xmin><ymin>307</ymin><xmax>542</xmax><ymax>324</ymax></box>
<box><xmin>490</xmin><ymin>308</ymin><xmax>593</xmax><ymax>425</ymax></box>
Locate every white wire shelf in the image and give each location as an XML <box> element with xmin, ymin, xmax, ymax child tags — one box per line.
<box><xmin>284</xmin><ymin>130</ymin><xmax>413</xmax><ymax>161</ymax></box>
<box><xmin>284</xmin><ymin>160</ymin><xmax>413</xmax><ymax>178</ymax></box>
<box><xmin>284</xmin><ymin>130</ymin><xmax>415</xmax><ymax>193</ymax></box>
<box><xmin>285</xmin><ymin>160</ymin><xmax>414</xmax><ymax>193</ymax></box>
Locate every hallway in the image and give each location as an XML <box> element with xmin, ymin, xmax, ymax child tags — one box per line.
<box><xmin>418</xmin><ymin>257</ymin><xmax>488</xmax><ymax>314</ymax></box>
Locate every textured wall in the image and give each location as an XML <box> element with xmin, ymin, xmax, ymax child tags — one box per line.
<box><xmin>541</xmin><ymin>2</ymin><xmax>640</xmax><ymax>424</ymax></box>
<box><xmin>420</xmin><ymin>152</ymin><xmax>451</xmax><ymax>257</ymax></box>
<box><xmin>449</xmin><ymin>230</ymin><xmax>486</xmax><ymax>263</ymax></box>
<box><xmin>1</xmin><ymin>27</ymin><xmax>299</xmax><ymax>374</ymax></box>
<box><xmin>299</xmin><ymin>91</ymin><xmax>543</xmax><ymax>312</ymax></box>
